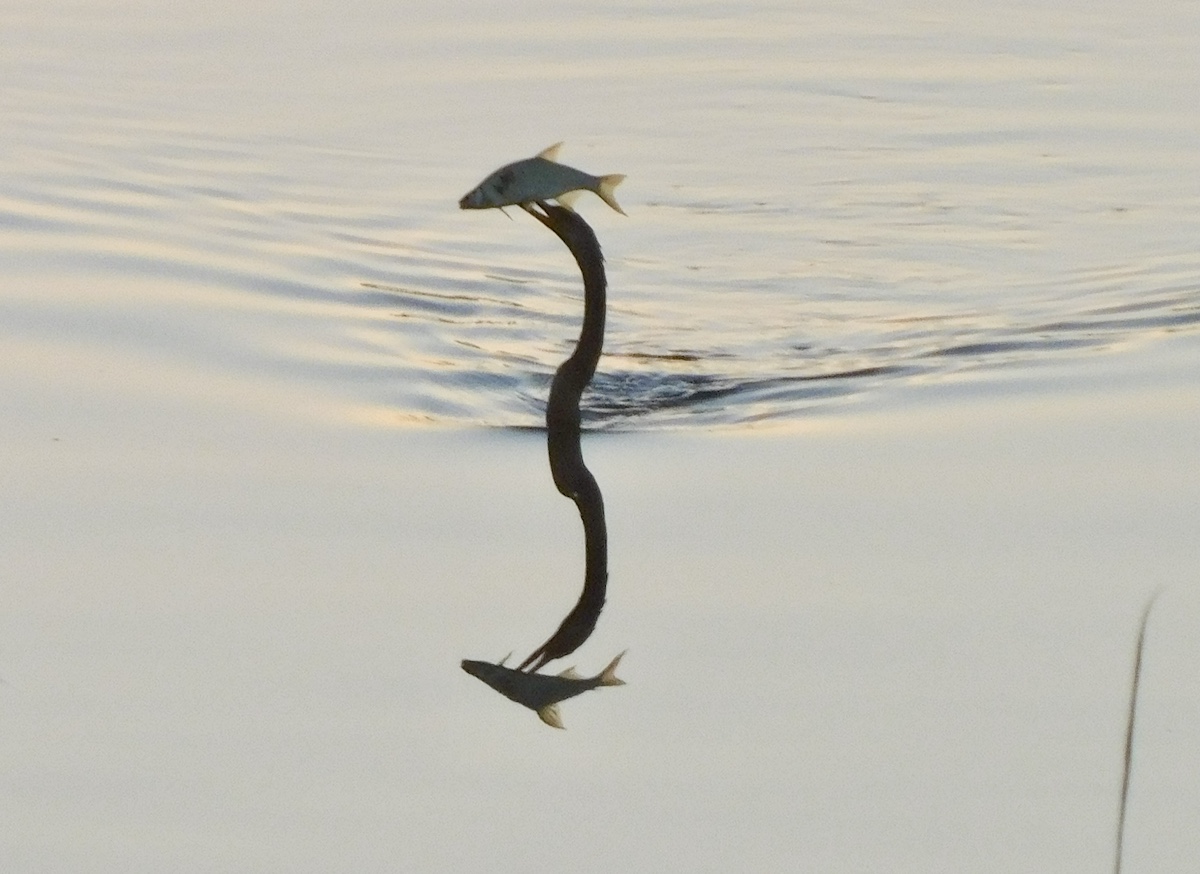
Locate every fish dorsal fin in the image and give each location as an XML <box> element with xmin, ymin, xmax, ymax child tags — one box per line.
<box><xmin>498</xmin><ymin>652</ymin><xmax>513</xmax><ymax>666</ymax></box>
<box><xmin>538</xmin><ymin>704</ymin><xmax>565</xmax><ymax>729</ymax></box>
<box><xmin>555</xmin><ymin>189</ymin><xmax>581</xmax><ymax>211</ymax></box>
<box><xmin>557</xmin><ymin>666</ymin><xmax>582</xmax><ymax>679</ymax></box>
<box><xmin>537</xmin><ymin>141</ymin><xmax>564</xmax><ymax>162</ymax></box>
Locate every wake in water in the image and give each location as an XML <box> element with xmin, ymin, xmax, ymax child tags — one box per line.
<box><xmin>366</xmin><ymin>265</ymin><xmax>1200</xmax><ymax>430</ymax></box>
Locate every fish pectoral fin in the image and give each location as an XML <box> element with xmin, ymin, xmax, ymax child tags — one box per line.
<box><xmin>537</xmin><ymin>141</ymin><xmax>564</xmax><ymax>162</ymax></box>
<box><xmin>555</xmin><ymin>189</ymin><xmax>581</xmax><ymax>211</ymax></box>
<box><xmin>556</xmin><ymin>666</ymin><xmax>582</xmax><ymax>679</ymax></box>
<box><xmin>538</xmin><ymin>704</ymin><xmax>565</xmax><ymax>729</ymax></box>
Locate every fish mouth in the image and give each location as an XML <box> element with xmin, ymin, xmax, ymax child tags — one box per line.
<box><xmin>458</xmin><ymin>192</ymin><xmax>482</xmax><ymax>209</ymax></box>
<box><xmin>461</xmin><ymin>659</ymin><xmax>483</xmax><ymax>676</ymax></box>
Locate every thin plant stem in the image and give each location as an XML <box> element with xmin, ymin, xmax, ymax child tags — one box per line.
<box><xmin>1114</xmin><ymin>588</ymin><xmax>1162</xmax><ymax>874</ymax></box>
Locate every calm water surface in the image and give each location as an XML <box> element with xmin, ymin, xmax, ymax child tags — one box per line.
<box><xmin>5</xmin><ymin>5</ymin><xmax>1200</xmax><ymax>872</ymax></box>
<box><xmin>3</xmin><ymin>0</ymin><xmax>1199</xmax><ymax>429</ymax></box>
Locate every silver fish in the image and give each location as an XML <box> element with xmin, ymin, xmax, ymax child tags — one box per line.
<box><xmin>461</xmin><ymin>651</ymin><xmax>626</xmax><ymax>728</ymax></box>
<box><xmin>458</xmin><ymin>142</ymin><xmax>626</xmax><ymax>215</ymax></box>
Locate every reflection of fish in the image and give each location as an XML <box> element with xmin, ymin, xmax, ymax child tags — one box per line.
<box><xmin>461</xmin><ymin>651</ymin><xmax>626</xmax><ymax>728</ymax></box>
<box><xmin>458</xmin><ymin>143</ymin><xmax>626</xmax><ymax>215</ymax></box>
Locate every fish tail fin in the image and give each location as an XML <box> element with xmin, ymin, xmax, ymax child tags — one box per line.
<box><xmin>598</xmin><ymin>651</ymin><xmax>627</xmax><ymax>687</ymax></box>
<box><xmin>538</xmin><ymin>704</ymin><xmax>565</xmax><ymax>729</ymax></box>
<box><xmin>596</xmin><ymin>174</ymin><xmax>626</xmax><ymax>215</ymax></box>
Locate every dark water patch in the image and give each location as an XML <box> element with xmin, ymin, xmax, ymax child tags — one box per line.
<box><xmin>361</xmin><ymin>281</ymin><xmax>534</xmax><ymax>315</ymax></box>
<box><xmin>926</xmin><ymin>337</ymin><xmax>1100</xmax><ymax>359</ymax></box>
<box><xmin>493</xmin><ymin>363</ymin><xmax>914</xmax><ymax>431</ymax></box>
<box><xmin>1042</xmin><ymin>295</ymin><xmax>1200</xmax><ymax>336</ymax></box>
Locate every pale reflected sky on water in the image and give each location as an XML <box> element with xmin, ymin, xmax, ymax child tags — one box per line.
<box><xmin>3</xmin><ymin>1</ymin><xmax>1200</xmax><ymax>871</ymax></box>
<box><xmin>3</xmin><ymin>0</ymin><xmax>1199</xmax><ymax>429</ymax></box>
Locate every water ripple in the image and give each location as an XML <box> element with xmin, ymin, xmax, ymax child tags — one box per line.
<box><xmin>4</xmin><ymin>116</ymin><xmax>1199</xmax><ymax>431</ymax></box>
